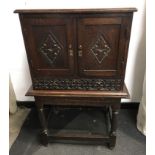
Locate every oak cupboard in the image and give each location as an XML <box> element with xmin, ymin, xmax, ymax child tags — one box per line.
<box><xmin>15</xmin><ymin>8</ymin><xmax>137</xmax><ymax>149</ymax></box>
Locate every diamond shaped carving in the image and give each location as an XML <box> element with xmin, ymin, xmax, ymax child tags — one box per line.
<box><xmin>91</xmin><ymin>34</ymin><xmax>111</xmax><ymax>64</ymax></box>
<box><xmin>39</xmin><ymin>32</ymin><xmax>63</xmax><ymax>64</ymax></box>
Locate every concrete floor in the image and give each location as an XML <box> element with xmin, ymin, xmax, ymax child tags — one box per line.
<box><xmin>10</xmin><ymin>108</ymin><xmax>146</xmax><ymax>155</ymax></box>
<box><xmin>9</xmin><ymin>107</ymin><xmax>30</xmax><ymax>148</ymax></box>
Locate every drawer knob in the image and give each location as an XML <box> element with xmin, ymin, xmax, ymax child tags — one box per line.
<box><xmin>69</xmin><ymin>44</ymin><xmax>73</xmax><ymax>56</ymax></box>
<box><xmin>78</xmin><ymin>45</ymin><xmax>83</xmax><ymax>57</ymax></box>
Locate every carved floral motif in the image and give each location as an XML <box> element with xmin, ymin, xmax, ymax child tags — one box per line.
<box><xmin>91</xmin><ymin>34</ymin><xmax>111</xmax><ymax>64</ymax></box>
<box><xmin>39</xmin><ymin>32</ymin><xmax>63</xmax><ymax>64</ymax></box>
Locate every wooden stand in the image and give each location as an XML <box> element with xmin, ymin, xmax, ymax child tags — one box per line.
<box><xmin>26</xmin><ymin>85</ymin><xmax>129</xmax><ymax>149</ymax></box>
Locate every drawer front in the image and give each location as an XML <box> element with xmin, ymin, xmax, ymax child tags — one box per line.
<box><xmin>33</xmin><ymin>78</ymin><xmax>122</xmax><ymax>91</ymax></box>
<box><xmin>35</xmin><ymin>96</ymin><xmax>121</xmax><ymax>107</ymax></box>
<box><xmin>20</xmin><ymin>14</ymin><xmax>75</xmax><ymax>77</ymax></box>
<box><xmin>77</xmin><ymin>16</ymin><xmax>132</xmax><ymax>78</ymax></box>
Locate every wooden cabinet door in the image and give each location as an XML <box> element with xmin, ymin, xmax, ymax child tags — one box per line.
<box><xmin>21</xmin><ymin>15</ymin><xmax>75</xmax><ymax>78</ymax></box>
<box><xmin>77</xmin><ymin>17</ymin><xmax>126</xmax><ymax>78</ymax></box>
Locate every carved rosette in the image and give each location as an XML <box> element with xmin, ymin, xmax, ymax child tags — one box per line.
<box><xmin>39</xmin><ymin>32</ymin><xmax>63</xmax><ymax>64</ymax></box>
<box><xmin>91</xmin><ymin>34</ymin><xmax>111</xmax><ymax>64</ymax></box>
<box><xmin>33</xmin><ymin>79</ymin><xmax>122</xmax><ymax>91</ymax></box>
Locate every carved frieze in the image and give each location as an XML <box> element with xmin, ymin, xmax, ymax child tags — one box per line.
<box><xmin>33</xmin><ymin>78</ymin><xmax>122</xmax><ymax>91</ymax></box>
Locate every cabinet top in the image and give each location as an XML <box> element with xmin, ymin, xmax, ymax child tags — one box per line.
<box><xmin>14</xmin><ymin>8</ymin><xmax>137</xmax><ymax>14</ymax></box>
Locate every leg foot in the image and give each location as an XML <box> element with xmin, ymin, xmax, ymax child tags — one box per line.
<box><xmin>108</xmin><ymin>135</ymin><xmax>116</xmax><ymax>149</ymax></box>
<box><xmin>40</xmin><ymin>130</ymin><xmax>48</xmax><ymax>146</ymax></box>
<box><xmin>108</xmin><ymin>143</ymin><xmax>115</xmax><ymax>150</ymax></box>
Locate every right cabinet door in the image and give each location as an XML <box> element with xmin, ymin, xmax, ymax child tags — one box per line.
<box><xmin>77</xmin><ymin>16</ymin><xmax>129</xmax><ymax>78</ymax></box>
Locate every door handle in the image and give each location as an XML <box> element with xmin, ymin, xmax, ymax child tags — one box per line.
<box><xmin>69</xmin><ymin>44</ymin><xmax>73</xmax><ymax>56</ymax></box>
<box><xmin>78</xmin><ymin>45</ymin><xmax>82</xmax><ymax>57</ymax></box>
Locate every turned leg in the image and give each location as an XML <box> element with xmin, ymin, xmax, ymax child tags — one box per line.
<box><xmin>108</xmin><ymin>105</ymin><xmax>120</xmax><ymax>149</ymax></box>
<box><xmin>35</xmin><ymin>98</ymin><xmax>48</xmax><ymax>146</ymax></box>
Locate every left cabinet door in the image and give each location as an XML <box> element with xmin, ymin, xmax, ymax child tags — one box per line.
<box><xmin>20</xmin><ymin>14</ymin><xmax>75</xmax><ymax>78</ymax></box>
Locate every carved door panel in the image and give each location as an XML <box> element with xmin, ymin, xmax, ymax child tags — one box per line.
<box><xmin>78</xmin><ymin>17</ymin><xmax>125</xmax><ymax>78</ymax></box>
<box><xmin>21</xmin><ymin>15</ymin><xmax>74</xmax><ymax>78</ymax></box>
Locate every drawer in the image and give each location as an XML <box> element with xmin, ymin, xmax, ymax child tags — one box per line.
<box><xmin>35</xmin><ymin>96</ymin><xmax>121</xmax><ymax>107</ymax></box>
<box><xmin>33</xmin><ymin>78</ymin><xmax>123</xmax><ymax>91</ymax></box>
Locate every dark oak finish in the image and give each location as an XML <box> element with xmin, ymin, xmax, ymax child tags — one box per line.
<box><xmin>36</xmin><ymin>102</ymin><xmax>48</xmax><ymax>145</ymax></box>
<box><xmin>26</xmin><ymin>84</ymin><xmax>129</xmax><ymax>98</ymax></box>
<box><xmin>15</xmin><ymin>8</ymin><xmax>136</xmax><ymax>149</ymax></box>
<box><xmin>14</xmin><ymin>8</ymin><xmax>137</xmax><ymax>13</ymax></box>
<box><xmin>16</xmin><ymin>8</ymin><xmax>136</xmax><ymax>91</ymax></box>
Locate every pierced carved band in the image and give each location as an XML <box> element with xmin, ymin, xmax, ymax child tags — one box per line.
<box><xmin>33</xmin><ymin>79</ymin><xmax>122</xmax><ymax>91</ymax></box>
